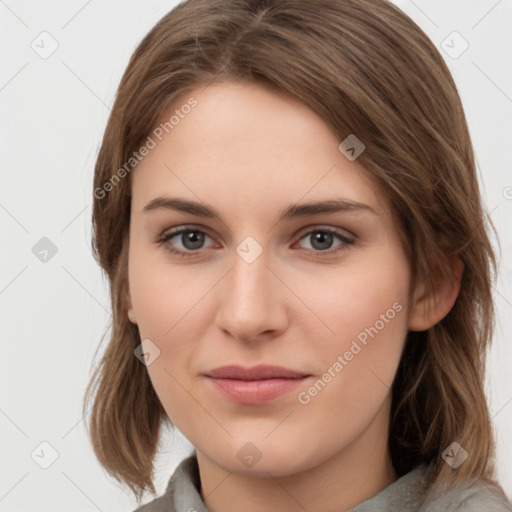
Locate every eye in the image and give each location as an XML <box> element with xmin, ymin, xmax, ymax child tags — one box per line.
<box><xmin>294</xmin><ymin>227</ymin><xmax>354</xmax><ymax>254</ymax></box>
<box><xmin>157</xmin><ymin>226</ymin><xmax>355</xmax><ymax>258</ymax></box>
<box><xmin>157</xmin><ymin>227</ymin><xmax>215</xmax><ymax>257</ymax></box>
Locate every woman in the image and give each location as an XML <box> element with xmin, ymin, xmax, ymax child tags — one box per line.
<box><xmin>84</xmin><ymin>0</ymin><xmax>512</xmax><ymax>510</ymax></box>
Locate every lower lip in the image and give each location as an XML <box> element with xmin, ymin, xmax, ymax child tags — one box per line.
<box><xmin>205</xmin><ymin>376</ymin><xmax>309</xmax><ymax>404</ymax></box>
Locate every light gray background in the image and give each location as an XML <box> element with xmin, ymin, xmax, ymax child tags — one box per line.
<box><xmin>1</xmin><ymin>0</ymin><xmax>511</xmax><ymax>510</ymax></box>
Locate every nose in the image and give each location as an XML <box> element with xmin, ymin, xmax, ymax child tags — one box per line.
<box><xmin>214</xmin><ymin>243</ymin><xmax>289</xmax><ymax>343</ymax></box>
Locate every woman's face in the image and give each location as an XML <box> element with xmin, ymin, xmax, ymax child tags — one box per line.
<box><xmin>127</xmin><ymin>80</ymin><xmax>415</xmax><ymax>477</ymax></box>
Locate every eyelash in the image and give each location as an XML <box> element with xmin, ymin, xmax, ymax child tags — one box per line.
<box><xmin>156</xmin><ymin>225</ymin><xmax>355</xmax><ymax>258</ymax></box>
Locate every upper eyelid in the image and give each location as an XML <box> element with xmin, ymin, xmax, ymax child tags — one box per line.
<box><xmin>162</xmin><ymin>223</ymin><xmax>354</xmax><ymax>235</ymax></box>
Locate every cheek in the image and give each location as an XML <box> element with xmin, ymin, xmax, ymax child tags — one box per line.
<box><xmin>128</xmin><ymin>246</ymin><xmax>211</xmax><ymax>338</ymax></box>
<box><xmin>128</xmin><ymin>252</ymin><xmax>214</xmax><ymax>403</ymax></box>
<box><xmin>293</xmin><ymin>272</ymin><xmax>408</xmax><ymax>447</ymax></box>
<box><xmin>292</xmin><ymin>251</ymin><xmax>410</xmax><ymax>354</ymax></box>
<box><xmin>290</xmin><ymin>248</ymin><xmax>410</xmax><ymax>417</ymax></box>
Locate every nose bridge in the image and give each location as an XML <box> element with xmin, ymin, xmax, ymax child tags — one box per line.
<box><xmin>215</xmin><ymin>237</ymin><xmax>285</xmax><ymax>340</ymax></box>
<box><xmin>232</xmin><ymin>238</ymin><xmax>268</xmax><ymax>300</ymax></box>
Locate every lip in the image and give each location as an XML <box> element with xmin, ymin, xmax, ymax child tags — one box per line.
<box><xmin>204</xmin><ymin>365</ymin><xmax>310</xmax><ymax>380</ymax></box>
<box><xmin>203</xmin><ymin>365</ymin><xmax>312</xmax><ymax>404</ymax></box>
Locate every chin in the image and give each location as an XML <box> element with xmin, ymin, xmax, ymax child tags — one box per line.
<box><xmin>201</xmin><ymin>438</ymin><xmax>320</xmax><ymax>478</ymax></box>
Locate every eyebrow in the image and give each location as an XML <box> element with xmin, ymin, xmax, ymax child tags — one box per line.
<box><xmin>142</xmin><ymin>196</ymin><xmax>378</xmax><ymax>222</ymax></box>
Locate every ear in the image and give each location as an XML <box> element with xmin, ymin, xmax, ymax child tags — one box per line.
<box><xmin>126</xmin><ymin>288</ymin><xmax>138</xmax><ymax>325</ymax></box>
<box><xmin>408</xmin><ymin>255</ymin><xmax>464</xmax><ymax>332</ymax></box>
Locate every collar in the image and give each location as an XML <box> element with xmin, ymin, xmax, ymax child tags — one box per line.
<box><xmin>161</xmin><ymin>453</ymin><xmax>429</xmax><ymax>512</ymax></box>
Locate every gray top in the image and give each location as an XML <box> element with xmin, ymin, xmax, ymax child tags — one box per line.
<box><xmin>133</xmin><ymin>454</ymin><xmax>511</xmax><ymax>512</ymax></box>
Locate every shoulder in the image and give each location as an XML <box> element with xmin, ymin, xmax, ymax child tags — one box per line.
<box><xmin>421</xmin><ymin>477</ymin><xmax>512</xmax><ymax>511</ymax></box>
<box><xmin>130</xmin><ymin>494</ymin><xmax>174</xmax><ymax>512</ymax></box>
<box><xmin>129</xmin><ymin>488</ymin><xmax>175</xmax><ymax>512</ymax></box>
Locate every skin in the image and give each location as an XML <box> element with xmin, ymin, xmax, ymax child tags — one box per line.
<box><xmin>126</xmin><ymin>81</ymin><xmax>462</xmax><ymax>512</ymax></box>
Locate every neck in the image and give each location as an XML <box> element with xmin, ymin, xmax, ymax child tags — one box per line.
<box><xmin>196</xmin><ymin>395</ymin><xmax>397</xmax><ymax>512</ymax></box>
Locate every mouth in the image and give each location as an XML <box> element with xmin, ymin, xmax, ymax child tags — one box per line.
<box><xmin>203</xmin><ymin>365</ymin><xmax>312</xmax><ymax>404</ymax></box>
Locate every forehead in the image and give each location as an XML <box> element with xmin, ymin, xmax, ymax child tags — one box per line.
<box><xmin>131</xmin><ymin>81</ymin><xmax>391</xmax><ymax>220</ymax></box>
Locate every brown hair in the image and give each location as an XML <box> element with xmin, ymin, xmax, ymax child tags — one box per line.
<box><xmin>84</xmin><ymin>0</ymin><xmax>505</xmax><ymax>501</ymax></box>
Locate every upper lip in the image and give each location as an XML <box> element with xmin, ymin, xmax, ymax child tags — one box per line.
<box><xmin>204</xmin><ymin>365</ymin><xmax>310</xmax><ymax>380</ymax></box>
